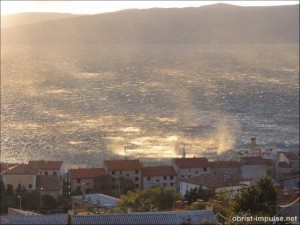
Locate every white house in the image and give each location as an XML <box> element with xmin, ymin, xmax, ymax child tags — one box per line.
<box><xmin>172</xmin><ymin>157</ymin><xmax>210</xmax><ymax>180</ymax></box>
<box><xmin>2</xmin><ymin>164</ymin><xmax>37</xmax><ymax>191</ymax></box>
<box><xmin>67</xmin><ymin>168</ymin><xmax>105</xmax><ymax>193</ymax></box>
<box><xmin>240</xmin><ymin>156</ymin><xmax>273</xmax><ymax>179</ymax></box>
<box><xmin>71</xmin><ymin>193</ymin><xmax>119</xmax><ymax>212</ymax></box>
<box><xmin>104</xmin><ymin>159</ymin><xmax>142</xmax><ymax>190</ymax></box>
<box><xmin>179</xmin><ymin>173</ymin><xmax>249</xmax><ymax>199</ymax></box>
<box><xmin>28</xmin><ymin>160</ymin><xmax>66</xmax><ymax>177</ymax></box>
<box><xmin>142</xmin><ymin>166</ymin><xmax>177</xmax><ymax>190</ymax></box>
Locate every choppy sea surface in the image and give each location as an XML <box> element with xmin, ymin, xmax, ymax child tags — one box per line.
<box><xmin>1</xmin><ymin>44</ymin><xmax>299</xmax><ymax>167</ymax></box>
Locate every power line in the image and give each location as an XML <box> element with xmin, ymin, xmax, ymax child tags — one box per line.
<box><xmin>278</xmin><ymin>197</ymin><xmax>300</xmax><ymax>208</ymax></box>
<box><xmin>212</xmin><ymin>175</ymin><xmax>299</xmax><ymax>196</ymax></box>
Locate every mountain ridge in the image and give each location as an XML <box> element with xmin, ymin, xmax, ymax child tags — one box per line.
<box><xmin>1</xmin><ymin>4</ymin><xmax>299</xmax><ymax>44</ymax></box>
<box><xmin>1</xmin><ymin>12</ymin><xmax>86</xmax><ymax>28</ymax></box>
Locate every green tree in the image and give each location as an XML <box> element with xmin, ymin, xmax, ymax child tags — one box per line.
<box><xmin>23</xmin><ymin>190</ymin><xmax>41</xmax><ymax>210</ymax></box>
<box><xmin>15</xmin><ymin>183</ymin><xmax>27</xmax><ymax>196</ymax></box>
<box><xmin>184</xmin><ymin>186</ymin><xmax>214</xmax><ymax>204</ymax></box>
<box><xmin>41</xmin><ymin>194</ymin><xmax>58</xmax><ymax>211</ymax></box>
<box><xmin>57</xmin><ymin>194</ymin><xmax>71</xmax><ymax>212</ymax></box>
<box><xmin>0</xmin><ymin>180</ymin><xmax>8</xmax><ymax>214</ymax></box>
<box><xmin>94</xmin><ymin>174</ymin><xmax>114</xmax><ymax>196</ymax></box>
<box><xmin>119</xmin><ymin>176</ymin><xmax>135</xmax><ymax>195</ymax></box>
<box><xmin>231</xmin><ymin>176</ymin><xmax>278</xmax><ymax>222</ymax></box>
<box><xmin>118</xmin><ymin>186</ymin><xmax>179</xmax><ymax>212</ymax></box>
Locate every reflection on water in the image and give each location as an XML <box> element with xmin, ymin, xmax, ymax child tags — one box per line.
<box><xmin>1</xmin><ymin>44</ymin><xmax>299</xmax><ymax>167</ymax></box>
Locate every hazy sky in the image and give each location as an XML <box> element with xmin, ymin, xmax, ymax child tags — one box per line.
<box><xmin>1</xmin><ymin>1</ymin><xmax>299</xmax><ymax>15</ymax></box>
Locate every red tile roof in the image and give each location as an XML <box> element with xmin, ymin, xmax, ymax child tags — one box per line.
<box><xmin>3</xmin><ymin>164</ymin><xmax>36</xmax><ymax>175</ymax></box>
<box><xmin>284</xmin><ymin>152</ymin><xmax>299</xmax><ymax>161</ymax></box>
<box><xmin>278</xmin><ymin>162</ymin><xmax>292</xmax><ymax>168</ymax></box>
<box><xmin>173</xmin><ymin>157</ymin><xmax>209</xmax><ymax>168</ymax></box>
<box><xmin>28</xmin><ymin>160</ymin><xmax>63</xmax><ymax>171</ymax></box>
<box><xmin>241</xmin><ymin>156</ymin><xmax>272</xmax><ymax>166</ymax></box>
<box><xmin>0</xmin><ymin>163</ymin><xmax>19</xmax><ymax>173</ymax></box>
<box><xmin>209</xmin><ymin>161</ymin><xmax>240</xmax><ymax>168</ymax></box>
<box><xmin>142</xmin><ymin>166</ymin><xmax>177</xmax><ymax>177</ymax></box>
<box><xmin>68</xmin><ymin>168</ymin><xmax>105</xmax><ymax>179</ymax></box>
<box><xmin>104</xmin><ymin>160</ymin><xmax>142</xmax><ymax>170</ymax></box>
<box><xmin>182</xmin><ymin>174</ymin><xmax>233</xmax><ymax>188</ymax></box>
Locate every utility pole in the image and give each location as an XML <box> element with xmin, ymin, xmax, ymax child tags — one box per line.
<box><xmin>40</xmin><ymin>187</ymin><xmax>43</xmax><ymax>208</ymax></box>
<box><xmin>18</xmin><ymin>195</ymin><xmax>21</xmax><ymax>210</ymax></box>
<box><xmin>118</xmin><ymin>179</ymin><xmax>121</xmax><ymax>196</ymax></box>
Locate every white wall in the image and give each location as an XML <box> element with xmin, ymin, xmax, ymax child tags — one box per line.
<box><xmin>179</xmin><ymin>181</ymin><xmax>201</xmax><ymax>196</ymax></box>
<box><xmin>177</xmin><ymin>168</ymin><xmax>210</xmax><ymax>179</ymax></box>
<box><xmin>142</xmin><ymin>175</ymin><xmax>176</xmax><ymax>190</ymax></box>
<box><xmin>241</xmin><ymin>165</ymin><xmax>268</xmax><ymax>179</ymax></box>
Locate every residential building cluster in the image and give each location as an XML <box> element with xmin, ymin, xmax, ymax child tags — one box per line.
<box><xmin>1</xmin><ymin>160</ymin><xmax>66</xmax><ymax>196</ymax></box>
<box><xmin>1</xmin><ymin>149</ymin><xmax>299</xmax><ymax>200</ymax></box>
<box><xmin>0</xmin><ymin>141</ymin><xmax>299</xmax><ymax>224</ymax></box>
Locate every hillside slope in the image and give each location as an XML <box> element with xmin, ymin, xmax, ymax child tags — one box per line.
<box><xmin>1</xmin><ymin>12</ymin><xmax>84</xmax><ymax>28</ymax></box>
<box><xmin>1</xmin><ymin>4</ymin><xmax>299</xmax><ymax>44</ymax></box>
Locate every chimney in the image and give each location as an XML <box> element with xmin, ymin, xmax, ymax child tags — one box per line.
<box><xmin>251</xmin><ymin>137</ymin><xmax>256</xmax><ymax>152</ymax></box>
<box><xmin>82</xmin><ymin>183</ymin><xmax>85</xmax><ymax>199</ymax></box>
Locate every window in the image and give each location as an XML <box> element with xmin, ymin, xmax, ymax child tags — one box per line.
<box><xmin>181</xmin><ymin>175</ymin><xmax>184</xmax><ymax>178</ymax></box>
<box><xmin>29</xmin><ymin>184</ymin><xmax>32</xmax><ymax>188</ymax></box>
<box><xmin>163</xmin><ymin>183</ymin><xmax>166</xmax><ymax>187</ymax></box>
<box><xmin>147</xmin><ymin>176</ymin><xmax>151</xmax><ymax>181</ymax></box>
<box><xmin>135</xmin><ymin>170</ymin><xmax>139</xmax><ymax>174</ymax></box>
<box><xmin>135</xmin><ymin>177</ymin><xmax>139</xmax><ymax>181</ymax></box>
<box><xmin>156</xmin><ymin>179</ymin><xmax>160</xmax><ymax>182</ymax></box>
<box><xmin>170</xmin><ymin>183</ymin><xmax>174</xmax><ymax>186</ymax></box>
<box><xmin>112</xmin><ymin>178</ymin><xmax>116</xmax><ymax>182</ymax></box>
<box><xmin>45</xmin><ymin>171</ymin><xmax>48</xmax><ymax>175</ymax></box>
<box><xmin>135</xmin><ymin>184</ymin><xmax>139</xmax><ymax>188</ymax></box>
<box><xmin>86</xmin><ymin>182</ymin><xmax>90</xmax><ymax>185</ymax></box>
<box><xmin>112</xmin><ymin>171</ymin><xmax>115</xmax><ymax>175</ymax></box>
<box><xmin>163</xmin><ymin>176</ymin><xmax>167</xmax><ymax>180</ymax></box>
<box><xmin>195</xmin><ymin>171</ymin><xmax>198</xmax><ymax>174</ymax></box>
<box><xmin>188</xmin><ymin>175</ymin><xmax>191</xmax><ymax>178</ymax></box>
<box><xmin>203</xmin><ymin>167</ymin><xmax>207</xmax><ymax>171</ymax></box>
<box><xmin>170</xmin><ymin>176</ymin><xmax>174</xmax><ymax>180</ymax></box>
<box><xmin>53</xmin><ymin>172</ymin><xmax>57</xmax><ymax>175</ymax></box>
<box><xmin>120</xmin><ymin>171</ymin><xmax>122</xmax><ymax>174</ymax></box>
<box><xmin>77</xmin><ymin>179</ymin><xmax>81</xmax><ymax>183</ymax></box>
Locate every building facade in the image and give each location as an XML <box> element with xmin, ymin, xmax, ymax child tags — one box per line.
<box><xmin>67</xmin><ymin>168</ymin><xmax>105</xmax><ymax>193</ymax></box>
<box><xmin>172</xmin><ymin>157</ymin><xmax>210</xmax><ymax>180</ymax></box>
<box><xmin>142</xmin><ymin>166</ymin><xmax>177</xmax><ymax>190</ymax></box>
<box><xmin>240</xmin><ymin>156</ymin><xmax>273</xmax><ymax>179</ymax></box>
<box><xmin>104</xmin><ymin>159</ymin><xmax>142</xmax><ymax>190</ymax></box>
<box><xmin>2</xmin><ymin>164</ymin><xmax>37</xmax><ymax>191</ymax></box>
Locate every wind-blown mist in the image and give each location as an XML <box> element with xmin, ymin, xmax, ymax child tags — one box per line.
<box><xmin>1</xmin><ymin>44</ymin><xmax>299</xmax><ymax>167</ymax></box>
